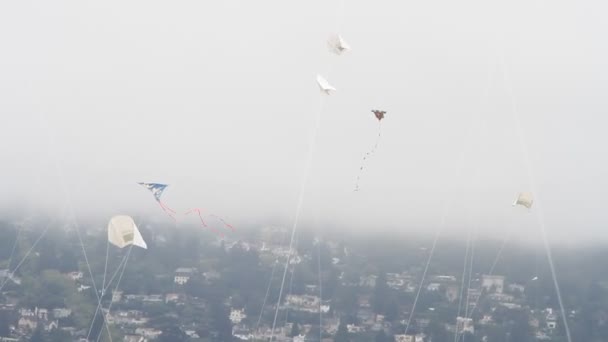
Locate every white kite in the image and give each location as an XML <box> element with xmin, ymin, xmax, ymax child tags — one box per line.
<box><xmin>513</xmin><ymin>192</ymin><xmax>533</xmax><ymax>209</ymax></box>
<box><xmin>327</xmin><ymin>34</ymin><xmax>351</xmax><ymax>55</ymax></box>
<box><xmin>316</xmin><ymin>74</ymin><xmax>336</xmax><ymax>95</ymax></box>
<box><xmin>108</xmin><ymin>215</ymin><xmax>147</xmax><ymax>249</ymax></box>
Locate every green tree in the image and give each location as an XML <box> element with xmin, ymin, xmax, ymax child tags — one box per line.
<box><xmin>290</xmin><ymin>322</ymin><xmax>301</xmax><ymax>337</ymax></box>
<box><xmin>48</xmin><ymin>329</ymin><xmax>72</xmax><ymax>342</ymax></box>
<box><xmin>159</xmin><ymin>325</ymin><xmax>188</xmax><ymax>342</ymax></box>
<box><xmin>375</xmin><ymin>330</ymin><xmax>392</xmax><ymax>342</ymax></box>
<box><xmin>30</xmin><ymin>326</ymin><xmax>46</xmax><ymax>342</ymax></box>
<box><xmin>0</xmin><ymin>310</ymin><xmax>11</xmax><ymax>337</ymax></box>
<box><xmin>334</xmin><ymin>321</ymin><xmax>350</xmax><ymax>342</ymax></box>
<box><xmin>372</xmin><ymin>272</ymin><xmax>389</xmax><ymax>314</ymax></box>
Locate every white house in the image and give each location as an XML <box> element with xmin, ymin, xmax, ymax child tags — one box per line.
<box><xmin>174</xmin><ymin>267</ymin><xmax>195</xmax><ymax>285</ymax></box>
<box><xmin>481</xmin><ymin>275</ymin><xmax>505</xmax><ymax>294</ymax></box>
<box><xmin>229</xmin><ymin>308</ymin><xmax>247</xmax><ymax>324</ymax></box>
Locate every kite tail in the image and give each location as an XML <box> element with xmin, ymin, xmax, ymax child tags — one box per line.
<box><xmin>354</xmin><ymin>122</ymin><xmax>382</xmax><ymax>191</ymax></box>
<box><xmin>185</xmin><ymin>208</ymin><xmax>225</xmax><ymax>237</ymax></box>
<box><xmin>207</xmin><ymin>214</ymin><xmax>235</xmax><ymax>232</ymax></box>
<box><xmin>158</xmin><ymin>201</ymin><xmax>177</xmax><ymax>220</ymax></box>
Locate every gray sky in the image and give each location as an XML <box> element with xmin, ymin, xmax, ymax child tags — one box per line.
<box><xmin>1</xmin><ymin>0</ymin><xmax>607</xmax><ymax>243</ymax></box>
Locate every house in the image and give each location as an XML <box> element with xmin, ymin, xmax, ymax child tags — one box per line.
<box><xmin>37</xmin><ymin>308</ymin><xmax>48</xmax><ymax>320</ymax></box>
<box><xmin>232</xmin><ymin>325</ymin><xmax>254</xmax><ymax>340</ymax></box>
<box><xmin>446</xmin><ymin>285</ymin><xmax>459</xmax><ymax>302</ymax></box>
<box><xmin>17</xmin><ymin>317</ymin><xmax>37</xmax><ymax>331</ymax></box>
<box><xmin>44</xmin><ymin>320</ymin><xmax>59</xmax><ymax>331</ymax></box>
<box><xmin>508</xmin><ymin>283</ymin><xmax>525</xmax><ymax>294</ymax></box>
<box><xmin>174</xmin><ymin>267</ymin><xmax>195</xmax><ymax>285</ymax></box>
<box><xmin>346</xmin><ymin>324</ymin><xmax>364</xmax><ymax>333</ymax></box>
<box><xmin>67</xmin><ymin>272</ymin><xmax>84</xmax><ymax>281</ymax></box>
<box><xmin>77</xmin><ymin>284</ymin><xmax>91</xmax><ymax>292</ymax></box>
<box><xmin>359</xmin><ymin>275</ymin><xmax>377</xmax><ymax>288</ymax></box>
<box><xmin>322</xmin><ymin>317</ymin><xmax>340</xmax><ymax>335</ymax></box>
<box><xmin>285</xmin><ymin>295</ymin><xmax>322</xmax><ymax>313</ymax></box>
<box><xmin>481</xmin><ymin>275</ymin><xmax>505</xmax><ymax>294</ymax></box>
<box><xmin>123</xmin><ymin>335</ymin><xmax>146</xmax><ymax>342</ymax></box>
<box><xmin>52</xmin><ymin>308</ymin><xmax>72</xmax><ymax>319</ymax></box>
<box><xmin>203</xmin><ymin>270</ymin><xmax>221</xmax><ymax>282</ymax></box>
<box><xmin>229</xmin><ymin>308</ymin><xmax>247</xmax><ymax>324</ymax></box>
<box><xmin>165</xmin><ymin>293</ymin><xmax>182</xmax><ymax>303</ymax></box>
<box><xmin>456</xmin><ymin>316</ymin><xmax>474</xmax><ymax>334</ymax></box>
<box><xmin>546</xmin><ymin>309</ymin><xmax>558</xmax><ymax>330</ymax></box>
<box><xmin>434</xmin><ymin>275</ymin><xmax>457</xmax><ymax>282</ymax></box>
<box><xmin>112</xmin><ymin>290</ymin><xmax>123</xmax><ymax>303</ymax></box>
<box><xmin>142</xmin><ymin>294</ymin><xmax>163</xmax><ymax>303</ymax></box>
<box><xmin>394</xmin><ymin>335</ymin><xmax>414</xmax><ymax>342</ymax></box>
<box><xmin>426</xmin><ymin>283</ymin><xmax>441</xmax><ymax>291</ymax></box>
<box><xmin>135</xmin><ymin>327</ymin><xmax>161</xmax><ymax>339</ymax></box>
<box><xmin>479</xmin><ymin>314</ymin><xmax>493</xmax><ymax>325</ymax></box>
<box><xmin>488</xmin><ymin>293</ymin><xmax>515</xmax><ymax>303</ymax></box>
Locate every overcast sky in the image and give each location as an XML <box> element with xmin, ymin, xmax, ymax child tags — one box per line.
<box><xmin>1</xmin><ymin>0</ymin><xmax>607</xmax><ymax>243</ymax></box>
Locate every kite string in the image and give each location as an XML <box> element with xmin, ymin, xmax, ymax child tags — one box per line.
<box><xmin>86</xmin><ymin>251</ymin><xmax>130</xmax><ymax>341</ymax></box>
<box><xmin>283</xmin><ymin>258</ymin><xmax>296</xmax><ymax>326</ymax></box>
<box><xmin>460</xmin><ymin>225</ymin><xmax>513</xmax><ymax>331</ymax></box>
<box><xmin>317</xmin><ymin>236</ymin><xmax>323</xmax><ymax>342</ymax></box>
<box><xmin>454</xmin><ymin>229</ymin><xmax>471</xmax><ymax>342</ymax></box>
<box><xmin>499</xmin><ymin>49</ymin><xmax>572</xmax><ymax>342</ymax></box>
<box><xmin>96</xmin><ymin>245</ymin><xmax>134</xmax><ymax>342</ymax></box>
<box><xmin>255</xmin><ymin>229</ymin><xmax>290</xmax><ymax>334</ymax></box>
<box><xmin>405</xmin><ymin>43</ymin><xmax>495</xmax><ymax>337</ymax></box>
<box><xmin>270</xmin><ymin>0</ymin><xmax>347</xmax><ymax>337</ymax></box>
<box><xmin>270</xmin><ymin>94</ymin><xmax>326</xmax><ymax>340</ymax></box>
<box><xmin>101</xmin><ymin>240</ymin><xmax>110</xmax><ymax>295</ymax></box>
<box><xmin>31</xmin><ymin>72</ymin><xmax>113</xmax><ymax>340</ymax></box>
<box><xmin>0</xmin><ymin>214</ymin><xmax>63</xmax><ymax>293</ymax></box>
<box><xmin>256</xmin><ymin>259</ymin><xmax>279</xmax><ymax>332</ymax></box>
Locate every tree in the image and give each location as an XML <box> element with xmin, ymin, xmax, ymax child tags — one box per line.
<box><xmin>159</xmin><ymin>325</ymin><xmax>188</xmax><ymax>342</ymax></box>
<box><xmin>0</xmin><ymin>310</ymin><xmax>11</xmax><ymax>337</ymax></box>
<box><xmin>375</xmin><ymin>330</ymin><xmax>393</xmax><ymax>342</ymax></box>
<box><xmin>334</xmin><ymin>321</ymin><xmax>350</xmax><ymax>342</ymax></box>
<box><xmin>88</xmin><ymin>311</ymin><xmax>105</xmax><ymax>342</ymax></box>
<box><xmin>210</xmin><ymin>300</ymin><xmax>232</xmax><ymax>342</ymax></box>
<box><xmin>290</xmin><ymin>322</ymin><xmax>301</xmax><ymax>337</ymax></box>
<box><xmin>372</xmin><ymin>272</ymin><xmax>389</xmax><ymax>314</ymax></box>
<box><xmin>30</xmin><ymin>326</ymin><xmax>45</xmax><ymax>342</ymax></box>
<box><xmin>48</xmin><ymin>329</ymin><xmax>72</xmax><ymax>342</ymax></box>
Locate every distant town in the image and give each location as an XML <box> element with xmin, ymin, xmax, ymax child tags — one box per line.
<box><xmin>0</xmin><ymin>220</ymin><xmax>605</xmax><ymax>342</ymax></box>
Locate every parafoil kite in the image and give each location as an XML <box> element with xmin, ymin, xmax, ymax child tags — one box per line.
<box><xmin>513</xmin><ymin>192</ymin><xmax>533</xmax><ymax>209</ymax></box>
<box><xmin>317</xmin><ymin>75</ymin><xmax>336</xmax><ymax>95</ymax></box>
<box><xmin>354</xmin><ymin>110</ymin><xmax>386</xmax><ymax>191</ymax></box>
<box><xmin>327</xmin><ymin>34</ymin><xmax>351</xmax><ymax>55</ymax></box>
<box><xmin>107</xmin><ymin>215</ymin><xmax>147</xmax><ymax>249</ymax></box>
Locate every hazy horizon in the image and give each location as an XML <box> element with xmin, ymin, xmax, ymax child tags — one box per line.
<box><xmin>2</xmin><ymin>0</ymin><xmax>607</xmax><ymax>243</ymax></box>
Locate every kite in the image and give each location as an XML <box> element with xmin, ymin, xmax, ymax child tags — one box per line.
<box><xmin>107</xmin><ymin>215</ymin><xmax>147</xmax><ymax>249</ymax></box>
<box><xmin>316</xmin><ymin>75</ymin><xmax>336</xmax><ymax>95</ymax></box>
<box><xmin>513</xmin><ymin>192</ymin><xmax>533</xmax><ymax>209</ymax></box>
<box><xmin>138</xmin><ymin>182</ymin><xmax>177</xmax><ymax>219</ymax></box>
<box><xmin>372</xmin><ymin>110</ymin><xmax>386</xmax><ymax>121</ymax></box>
<box><xmin>138</xmin><ymin>182</ymin><xmax>234</xmax><ymax>236</ymax></box>
<box><xmin>327</xmin><ymin>34</ymin><xmax>351</xmax><ymax>55</ymax></box>
<box><xmin>354</xmin><ymin>110</ymin><xmax>386</xmax><ymax>191</ymax></box>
